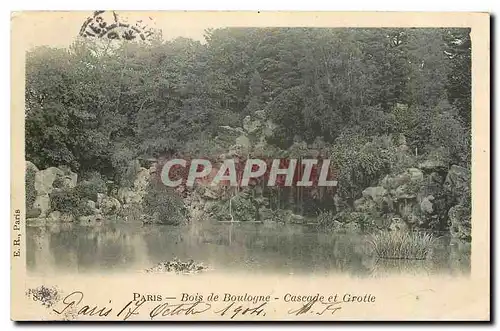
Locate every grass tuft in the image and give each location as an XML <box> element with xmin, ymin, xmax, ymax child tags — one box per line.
<box><xmin>368</xmin><ymin>231</ymin><xmax>435</xmax><ymax>260</ymax></box>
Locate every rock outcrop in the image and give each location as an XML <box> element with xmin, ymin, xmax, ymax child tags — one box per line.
<box><xmin>448</xmin><ymin>204</ymin><xmax>471</xmax><ymax>241</ymax></box>
<box><xmin>444</xmin><ymin>165</ymin><xmax>469</xmax><ymax>197</ymax></box>
<box><xmin>28</xmin><ymin>163</ymin><xmax>78</xmax><ymax>217</ymax></box>
<box><xmin>26</xmin><ymin>161</ymin><xmax>152</xmax><ymax>225</ymax></box>
<box><xmin>418</xmin><ymin>159</ymin><xmax>448</xmax><ymax>173</ymax></box>
<box><xmin>346</xmin><ymin>162</ymin><xmax>470</xmax><ymax>239</ymax></box>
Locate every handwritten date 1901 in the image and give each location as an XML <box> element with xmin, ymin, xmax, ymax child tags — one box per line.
<box><xmin>149</xmin><ymin>301</ymin><xmax>267</xmax><ymax>320</ymax></box>
<box><xmin>215</xmin><ymin>301</ymin><xmax>268</xmax><ymax>319</ymax></box>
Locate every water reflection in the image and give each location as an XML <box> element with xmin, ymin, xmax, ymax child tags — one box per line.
<box><xmin>26</xmin><ymin>223</ymin><xmax>470</xmax><ymax>276</ymax></box>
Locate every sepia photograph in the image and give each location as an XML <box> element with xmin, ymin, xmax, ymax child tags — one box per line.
<box><xmin>10</xmin><ymin>11</ymin><xmax>490</xmax><ymax>321</ymax></box>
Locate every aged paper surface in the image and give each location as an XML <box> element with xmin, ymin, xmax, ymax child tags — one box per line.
<box><xmin>11</xmin><ymin>11</ymin><xmax>490</xmax><ymax>321</ymax></box>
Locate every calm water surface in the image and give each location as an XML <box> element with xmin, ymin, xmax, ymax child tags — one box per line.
<box><xmin>26</xmin><ymin>222</ymin><xmax>470</xmax><ymax>277</ymax></box>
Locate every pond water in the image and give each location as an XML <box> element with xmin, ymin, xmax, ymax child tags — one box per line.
<box><xmin>26</xmin><ymin>222</ymin><xmax>470</xmax><ymax>277</ymax></box>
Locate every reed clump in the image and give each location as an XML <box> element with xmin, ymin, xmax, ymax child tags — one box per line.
<box><xmin>368</xmin><ymin>231</ymin><xmax>435</xmax><ymax>260</ymax></box>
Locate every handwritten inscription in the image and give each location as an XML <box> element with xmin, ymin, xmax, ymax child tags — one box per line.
<box><xmin>48</xmin><ymin>290</ymin><xmax>376</xmax><ymax>320</ymax></box>
<box><xmin>53</xmin><ymin>291</ymin><xmax>113</xmax><ymax>318</ymax></box>
<box><xmin>288</xmin><ymin>298</ymin><xmax>342</xmax><ymax>316</ymax></box>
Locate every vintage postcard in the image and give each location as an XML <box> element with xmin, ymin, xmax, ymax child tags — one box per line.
<box><xmin>11</xmin><ymin>11</ymin><xmax>490</xmax><ymax>321</ymax></box>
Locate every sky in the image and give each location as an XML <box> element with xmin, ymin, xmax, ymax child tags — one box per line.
<box><xmin>12</xmin><ymin>11</ymin><xmax>480</xmax><ymax>51</ymax></box>
<box><xmin>13</xmin><ymin>11</ymin><xmax>212</xmax><ymax>50</ymax></box>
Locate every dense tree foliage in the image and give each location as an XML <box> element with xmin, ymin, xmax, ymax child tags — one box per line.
<box><xmin>26</xmin><ymin>27</ymin><xmax>471</xmax><ymax>220</ymax></box>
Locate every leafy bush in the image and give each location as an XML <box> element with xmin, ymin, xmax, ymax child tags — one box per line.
<box><xmin>74</xmin><ymin>177</ymin><xmax>107</xmax><ymax>202</ymax></box>
<box><xmin>143</xmin><ymin>184</ymin><xmax>186</xmax><ymax>225</ymax></box>
<box><xmin>50</xmin><ymin>189</ymin><xmax>80</xmax><ymax>214</ymax></box>
<box><xmin>331</xmin><ymin>131</ymin><xmax>396</xmax><ymax>205</ymax></box>
<box><xmin>231</xmin><ymin>192</ymin><xmax>258</xmax><ymax>222</ymax></box>
<box><xmin>209</xmin><ymin>200</ymin><xmax>231</xmax><ymax>222</ymax></box>
<box><xmin>209</xmin><ymin>192</ymin><xmax>259</xmax><ymax>222</ymax></box>
<box><xmin>368</xmin><ymin>231</ymin><xmax>435</xmax><ymax>260</ymax></box>
<box><xmin>110</xmin><ymin>148</ymin><xmax>139</xmax><ymax>188</ymax></box>
<box><xmin>429</xmin><ymin>106</ymin><xmax>470</xmax><ymax>166</ymax></box>
<box><xmin>25</xmin><ymin>165</ymin><xmax>37</xmax><ymax>210</ymax></box>
<box><xmin>49</xmin><ymin>188</ymin><xmax>95</xmax><ymax>217</ymax></box>
<box><xmin>50</xmin><ymin>177</ymin><xmax>105</xmax><ymax>217</ymax></box>
<box><xmin>390</xmin><ymin>104</ymin><xmax>431</xmax><ymax>153</ymax></box>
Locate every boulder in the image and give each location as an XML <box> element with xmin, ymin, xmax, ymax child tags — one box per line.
<box><xmin>86</xmin><ymin>200</ymin><xmax>97</xmax><ymax>211</ymax></box>
<box><xmin>407</xmin><ymin>168</ymin><xmax>424</xmax><ymax>182</ymax></box>
<box><xmin>381</xmin><ymin>173</ymin><xmax>409</xmax><ymax>191</ymax></box>
<box><xmin>34</xmin><ymin>167</ymin><xmax>64</xmax><ymax>195</ymax></box>
<box><xmin>420</xmin><ymin>195</ymin><xmax>435</xmax><ymax>214</ymax></box>
<box><xmin>33</xmin><ymin>194</ymin><xmax>51</xmax><ymax>216</ymax></box>
<box><xmin>48</xmin><ymin>211</ymin><xmax>61</xmax><ymax>222</ymax></box>
<box><xmin>354</xmin><ymin>197</ymin><xmax>378</xmax><ymax>213</ymax></box>
<box><xmin>382</xmin><ymin>168</ymin><xmax>423</xmax><ymax>189</ymax></box>
<box><xmin>117</xmin><ymin>187</ymin><xmax>143</xmax><ymax>205</ymax></box>
<box><xmin>444</xmin><ymin>165</ymin><xmax>469</xmax><ymax>195</ymax></box>
<box><xmin>85</xmin><ymin>200</ymin><xmax>102</xmax><ymax>216</ymax></box>
<box><xmin>394</xmin><ymin>184</ymin><xmax>416</xmax><ymax>200</ymax></box>
<box><xmin>133</xmin><ymin>167</ymin><xmax>150</xmax><ymax>192</ymax></box>
<box><xmin>418</xmin><ymin>159</ymin><xmax>447</xmax><ymax>173</ymax></box>
<box><xmin>66</xmin><ymin>170</ymin><xmax>78</xmax><ymax>188</ymax></box>
<box><xmin>448</xmin><ymin>204</ymin><xmax>471</xmax><ymax>241</ymax></box>
<box><xmin>362</xmin><ymin>186</ymin><xmax>387</xmax><ymax>203</ymax></box>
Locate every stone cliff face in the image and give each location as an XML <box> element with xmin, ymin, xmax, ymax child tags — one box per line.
<box><xmin>351</xmin><ymin>161</ymin><xmax>470</xmax><ymax>241</ymax></box>
<box><xmin>25</xmin><ymin>161</ymin><xmax>156</xmax><ymax>226</ymax></box>
<box><xmin>26</xmin><ymin>162</ymin><xmax>78</xmax><ymax>218</ymax></box>
<box><xmin>24</xmin><ymin>107</ymin><xmax>471</xmax><ymax>243</ymax></box>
